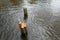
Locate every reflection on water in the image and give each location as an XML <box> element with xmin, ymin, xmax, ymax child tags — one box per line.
<box><xmin>28</xmin><ymin>0</ymin><xmax>51</xmax><ymax>4</ymax></box>
<box><xmin>51</xmin><ymin>0</ymin><xmax>60</xmax><ymax>16</ymax></box>
<box><xmin>28</xmin><ymin>0</ymin><xmax>38</xmax><ymax>4</ymax></box>
<box><xmin>10</xmin><ymin>0</ymin><xmax>23</xmax><ymax>5</ymax></box>
<box><xmin>0</xmin><ymin>0</ymin><xmax>23</xmax><ymax>9</ymax></box>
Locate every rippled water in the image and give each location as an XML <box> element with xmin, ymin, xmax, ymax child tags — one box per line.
<box><xmin>0</xmin><ymin>0</ymin><xmax>60</xmax><ymax>40</ymax></box>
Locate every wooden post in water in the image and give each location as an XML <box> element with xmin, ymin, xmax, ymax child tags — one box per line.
<box><xmin>23</xmin><ymin>8</ymin><xmax>28</xmax><ymax>19</ymax></box>
<box><xmin>19</xmin><ymin>22</ymin><xmax>28</xmax><ymax>37</ymax></box>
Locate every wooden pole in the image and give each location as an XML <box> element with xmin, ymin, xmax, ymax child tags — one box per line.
<box><xmin>19</xmin><ymin>22</ymin><xmax>28</xmax><ymax>37</ymax></box>
<box><xmin>23</xmin><ymin>8</ymin><xmax>28</xmax><ymax>19</ymax></box>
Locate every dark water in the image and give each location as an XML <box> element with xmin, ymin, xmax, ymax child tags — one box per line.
<box><xmin>0</xmin><ymin>0</ymin><xmax>60</xmax><ymax>40</ymax></box>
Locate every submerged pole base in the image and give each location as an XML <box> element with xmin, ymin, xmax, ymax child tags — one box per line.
<box><xmin>24</xmin><ymin>14</ymin><xmax>28</xmax><ymax>20</ymax></box>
